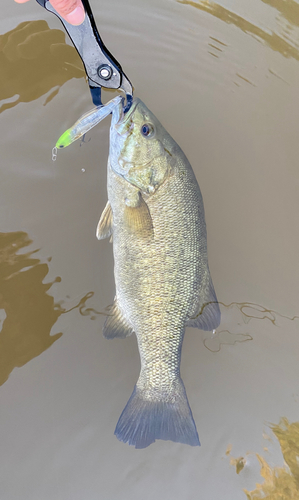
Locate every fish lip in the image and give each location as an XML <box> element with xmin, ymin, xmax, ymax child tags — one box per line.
<box><xmin>120</xmin><ymin>98</ymin><xmax>140</xmax><ymax>125</ymax></box>
<box><xmin>114</xmin><ymin>98</ymin><xmax>124</xmax><ymax>124</ymax></box>
<box><xmin>114</xmin><ymin>99</ymin><xmax>140</xmax><ymax>139</ymax></box>
<box><xmin>114</xmin><ymin>99</ymin><xmax>139</xmax><ymax>137</ymax></box>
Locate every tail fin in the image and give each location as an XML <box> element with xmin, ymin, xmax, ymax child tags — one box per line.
<box><xmin>115</xmin><ymin>380</ymin><xmax>200</xmax><ymax>449</ymax></box>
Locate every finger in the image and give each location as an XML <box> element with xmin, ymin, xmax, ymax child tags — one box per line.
<box><xmin>50</xmin><ymin>0</ymin><xmax>85</xmax><ymax>25</ymax></box>
<box><xmin>14</xmin><ymin>0</ymin><xmax>30</xmax><ymax>4</ymax></box>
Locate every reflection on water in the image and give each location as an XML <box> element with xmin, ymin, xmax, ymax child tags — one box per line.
<box><xmin>0</xmin><ymin>231</ymin><xmax>97</xmax><ymax>386</ymax></box>
<box><xmin>178</xmin><ymin>0</ymin><xmax>299</xmax><ymax>62</ymax></box>
<box><xmin>203</xmin><ymin>301</ymin><xmax>299</xmax><ymax>352</ymax></box>
<box><xmin>203</xmin><ymin>328</ymin><xmax>252</xmax><ymax>352</ymax></box>
<box><xmin>0</xmin><ymin>231</ymin><xmax>62</xmax><ymax>385</ymax></box>
<box><xmin>0</xmin><ymin>20</ymin><xmax>85</xmax><ymax>113</ymax></box>
<box><xmin>0</xmin><ymin>230</ymin><xmax>296</xmax><ymax>378</ymax></box>
<box><xmin>74</xmin><ymin>297</ymin><xmax>298</xmax><ymax>354</ymax></box>
<box><xmin>227</xmin><ymin>418</ymin><xmax>299</xmax><ymax>499</ymax></box>
<box><xmin>261</xmin><ymin>0</ymin><xmax>299</xmax><ymax>29</ymax></box>
<box><xmin>0</xmin><ymin>0</ymin><xmax>297</xmax><ymax>494</ymax></box>
<box><xmin>270</xmin><ymin>418</ymin><xmax>299</xmax><ymax>491</ymax></box>
<box><xmin>227</xmin><ymin>450</ymin><xmax>246</xmax><ymax>475</ymax></box>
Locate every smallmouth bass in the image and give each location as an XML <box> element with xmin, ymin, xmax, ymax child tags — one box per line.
<box><xmin>97</xmin><ymin>98</ymin><xmax>220</xmax><ymax>449</ymax></box>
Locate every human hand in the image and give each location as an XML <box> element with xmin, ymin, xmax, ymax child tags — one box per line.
<box><xmin>14</xmin><ymin>0</ymin><xmax>85</xmax><ymax>26</ymax></box>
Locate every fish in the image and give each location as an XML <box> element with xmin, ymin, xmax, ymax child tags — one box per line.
<box><xmin>96</xmin><ymin>98</ymin><xmax>221</xmax><ymax>449</ymax></box>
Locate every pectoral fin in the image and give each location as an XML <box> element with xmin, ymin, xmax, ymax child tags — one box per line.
<box><xmin>96</xmin><ymin>201</ymin><xmax>113</xmax><ymax>240</ymax></box>
<box><xmin>123</xmin><ymin>193</ymin><xmax>154</xmax><ymax>239</ymax></box>
<box><xmin>186</xmin><ymin>276</ymin><xmax>221</xmax><ymax>331</ymax></box>
<box><xmin>103</xmin><ymin>301</ymin><xmax>134</xmax><ymax>339</ymax></box>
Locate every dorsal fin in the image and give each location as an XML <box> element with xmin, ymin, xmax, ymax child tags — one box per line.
<box><xmin>103</xmin><ymin>301</ymin><xmax>134</xmax><ymax>339</ymax></box>
<box><xmin>96</xmin><ymin>201</ymin><xmax>113</xmax><ymax>240</ymax></box>
<box><xmin>186</xmin><ymin>277</ymin><xmax>221</xmax><ymax>331</ymax></box>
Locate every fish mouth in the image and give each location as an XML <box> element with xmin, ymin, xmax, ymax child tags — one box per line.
<box><xmin>120</xmin><ymin>98</ymin><xmax>140</xmax><ymax>125</ymax></box>
<box><xmin>113</xmin><ymin>98</ymin><xmax>140</xmax><ymax>137</ymax></box>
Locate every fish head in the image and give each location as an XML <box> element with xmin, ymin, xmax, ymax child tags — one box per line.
<box><xmin>109</xmin><ymin>99</ymin><xmax>174</xmax><ymax>195</ymax></box>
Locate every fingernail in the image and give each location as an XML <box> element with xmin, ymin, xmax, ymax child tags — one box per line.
<box><xmin>65</xmin><ymin>6</ymin><xmax>85</xmax><ymax>25</ymax></box>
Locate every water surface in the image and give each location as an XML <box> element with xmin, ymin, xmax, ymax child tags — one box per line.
<box><xmin>0</xmin><ymin>0</ymin><xmax>299</xmax><ymax>498</ymax></box>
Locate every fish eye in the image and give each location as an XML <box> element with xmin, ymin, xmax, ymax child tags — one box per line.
<box><xmin>141</xmin><ymin>123</ymin><xmax>155</xmax><ymax>138</ymax></box>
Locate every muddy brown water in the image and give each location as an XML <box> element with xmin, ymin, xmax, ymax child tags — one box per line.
<box><xmin>1</xmin><ymin>0</ymin><xmax>299</xmax><ymax>499</ymax></box>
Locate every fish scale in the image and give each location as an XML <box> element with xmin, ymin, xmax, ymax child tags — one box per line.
<box><xmin>97</xmin><ymin>98</ymin><xmax>221</xmax><ymax>448</ymax></box>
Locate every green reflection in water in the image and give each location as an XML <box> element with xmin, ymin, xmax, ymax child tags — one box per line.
<box><xmin>0</xmin><ymin>20</ymin><xmax>85</xmax><ymax>113</ymax></box>
<box><xmin>178</xmin><ymin>0</ymin><xmax>299</xmax><ymax>62</ymax></box>
<box><xmin>0</xmin><ymin>231</ymin><xmax>97</xmax><ymax>386</ymax></box>
<box><xmin>261</xmin><ymin>0</ymin><xmax>299</xmax><ymax>29</ymax></box>
<box><xmin>227</xmin><ymin>419</ymin><xmax>299</xmax><ymax>498</ymax></box>
<box><xmin>0</xmin><ymin>231</ymin><xmax>62</xmax><ymax>385</ymax></box>
<box><xmin>1</xmin><ymin>233</ymin><xmax>296</xmax><ymax>379</ymax></box>
<box><xmin>270</xmin><ymin>418</ymin><xmax>299</xmax><ymax>491</ymax></box>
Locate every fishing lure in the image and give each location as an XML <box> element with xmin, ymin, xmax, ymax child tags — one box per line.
<box><xmin>55</xmin><ymin>95</ymin><xmax>123</xmax><ymax>150</ymax></box>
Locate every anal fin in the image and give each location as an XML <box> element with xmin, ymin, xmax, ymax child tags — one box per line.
<box><xmin>186</xmin><ymin>276</ymin><xmax>221</xmax><ymax>331</ymax></box>
<box><xmin>96</xmin><ymin>201</ymin><xmax>113</xmax><ymax>240</ymax></box>
<box><xmin>103</xmin><ymin>301</ymin><xmax>134</xmax><ymax>339</ymax></box>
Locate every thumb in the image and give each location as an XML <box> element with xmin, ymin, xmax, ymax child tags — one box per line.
<box><xmin>50</xmin><ymin>0</ymin><xmax>85</xmax><ymax>25</ymax></box>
